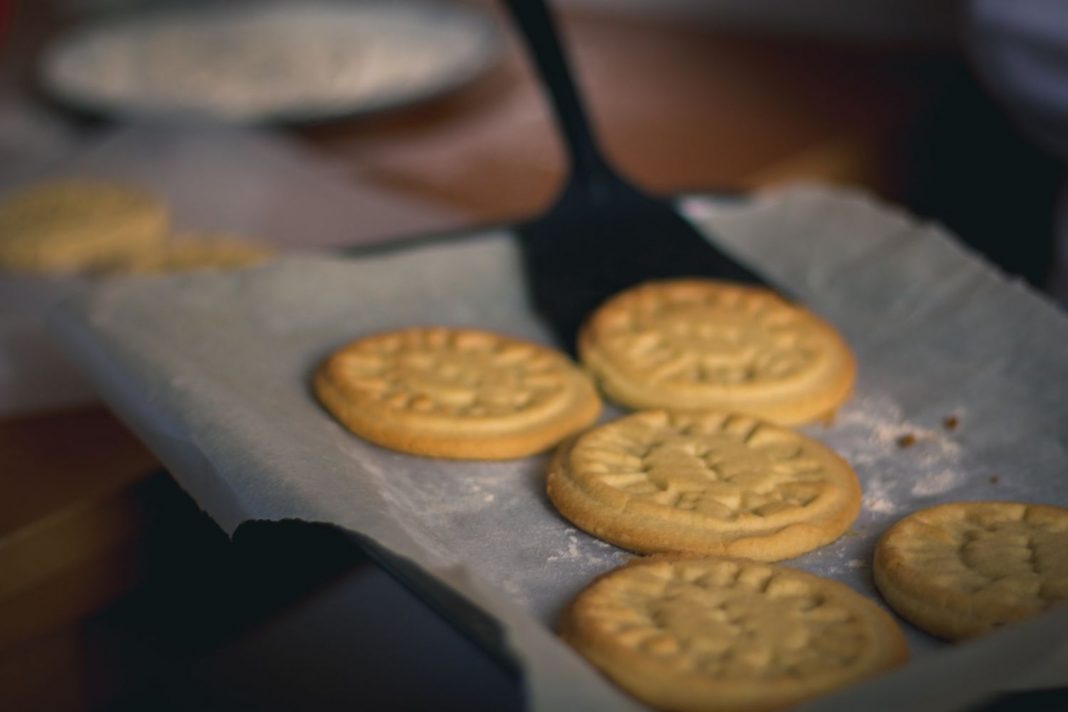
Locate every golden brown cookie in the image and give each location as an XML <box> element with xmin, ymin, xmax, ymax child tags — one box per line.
<box><xmin>562</xmin><ymin>555</ymin><xmax>908</xmax><ymax>712</ymax></box>
<box><xmin>874</xmin><ymin>501</ymin><xmax>1068</xmax><ymax>640</ymax></box>
<box><xmin>578</xmin><ymin>279</ymin><xmax>855</xmax><ymax>425</ymax></box>
<box><xmin>547</xmin><ymin>409</ymin><xmax>861</xmax><ymax>560</ymax></box>
<box><xmin>102</xmin><ymin>232</ymin><xmax>275</xmax><ymax>274</ymax></box>
<box><xmin>314</xmin><ymin>326</ymin><xmax>602</xmax><ymax>459</ymax></box>
<box><xmin>0</xmin><ymin>179</ymin><xmax>168</xmax><ymax>274</ymax></box>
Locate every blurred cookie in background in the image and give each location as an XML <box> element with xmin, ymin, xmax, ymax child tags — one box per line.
<box><xmin>0</xmin><ymin>178</ymin><xmax>169</xmax><ymax>274</ymax></box>
<box><xmin>101</xmin><ymin>232</ymin><xmax>277</xmax><ymax>275</ymax></box>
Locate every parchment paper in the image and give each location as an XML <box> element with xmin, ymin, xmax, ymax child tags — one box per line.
<box><xmin>52</xmin><ymin>186</ymin><xmax>1068</xmax><ymax>711</ymax></box>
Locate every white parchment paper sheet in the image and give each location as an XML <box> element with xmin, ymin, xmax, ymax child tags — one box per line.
<box><xmin>52</xmin><ymin>186</ymin><xmax>1068</xmax><ymax>711</ymax></box>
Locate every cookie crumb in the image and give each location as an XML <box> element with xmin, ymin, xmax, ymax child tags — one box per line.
<box><xmin>989</xmin><ymin>475</ymin><xmax>1000</xmax><ymax>485</ymax></box>
<box><xmin>943</xmin><ymin>415</ymin><xmax>959</xmax><ymax>430</ymax></box>
<box><xmin>896</xmin><ymin>434</ymin><xmax>917</xmax><ymax>448</ymax></box>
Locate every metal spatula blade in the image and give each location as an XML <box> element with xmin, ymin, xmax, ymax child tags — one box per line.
<box><xmin>502</xmin><ymin>0</ymin><xmax>767</xmax><ymax>355</ymax></box>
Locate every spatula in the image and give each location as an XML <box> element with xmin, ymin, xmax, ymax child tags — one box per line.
<box><xmin>502</xmin><ymin>0</ymin><xmax>767</xmax><ymax>354</ymax></box>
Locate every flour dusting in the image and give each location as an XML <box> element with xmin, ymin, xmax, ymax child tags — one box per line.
<box><xmin>910</xmin><ymin>469</ymin><xmax>965</xmax><ymax>497</ymax></box>
<box><xmin>831</xmin><ymin>395</ymin><xmax>963</xmax><ymax>468</ymax></box>
<box><xmin>547</xmin><ymin>532</ymin><xmax>584</xmax><ymax>564</ymax></box>
<box><xmin>818</xmin><ymin>394</ymin><xmax>970</xmax><ymax>520</ymax></box>
<box><xmin>862</xmin><ymin>477</ymin><xmax>901</xmax><ymax>515</ymax></box>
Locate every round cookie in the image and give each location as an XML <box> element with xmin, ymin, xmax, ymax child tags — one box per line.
<box><xmin>314</xmin><ymin>326</ymin><xmax>602</xmax><ymax>460</ymax></box>
<box><xmin>562</xmin><ymin>555</ymin><xmax>908</xmax><ymax>712</ymax></box>
<box><xmin>874</xmin><ymin>501</ymin><xmax>1068</xmax><ymax>640</ymax></box>
<box><xmin>578</xmin><ymin>279</ymin><xmax>855</xmax><ymax>425</ymax></box>
<box><xmin>103</xmin><ymin>232</ymin><xmax>275</xmax><ymax>274</ymax></box>
<box><xmin>0</xmin><ymin>179</ymin><xmax>168</xmax><ymax>274</ymax></box>
<box><xmin>547</xmin><ymin>409</ymin><xmax>861</xmax><ymax>560</ymax></box>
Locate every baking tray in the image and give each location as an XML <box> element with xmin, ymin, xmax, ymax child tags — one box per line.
<box><xmin>50</xmin><ymin>186</ymin><xmax>1068</xmax><ymax>711</ymax></box>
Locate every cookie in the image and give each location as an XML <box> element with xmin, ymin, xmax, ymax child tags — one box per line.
<box><xmin>547</xmin><ymin>409</ymin><xmax>861</xmax><ymax>559</ymax></box>
<box><xmin>314</xmin><ymin>326</ymin><xmax>602</xmax><ymax>459</ymax></box>
<box><xmin>578</xmin><ymin>279</ymin><xmax>855</xmax><ymax>425</ymax></box>
<box><xmin>103</xmin><ymin>232</ymin><xmax>275</xmax><ymax>274</ymax></box>
<box><xmin>874</xmin><ymin>501</ymin><xmax>1068</xmax><ymax>640</ymax></box>
<box><xmin>0</xmin><ymin>179</ymin><xmax>168</xmax><ymax>274</ymax></box>
<box><xmin>562</xmin><ymin>555</ymin><xmax>907</xmax><ymax>712</ymax></box>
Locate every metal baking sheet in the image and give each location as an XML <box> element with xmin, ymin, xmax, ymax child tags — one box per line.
<box><xmin>51</xmin><ymin>186</ymin><xmax>1068</xmax><ymax>711</ymax></box>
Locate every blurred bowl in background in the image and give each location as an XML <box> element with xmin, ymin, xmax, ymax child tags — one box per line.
<box><xmin>37</xmin><ymin>0</ymin><xmax>504</xmax><ymax>125</ymax></box>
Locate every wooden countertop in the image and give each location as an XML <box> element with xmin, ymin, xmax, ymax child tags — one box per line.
<box><xmin>0</xmin><ymin>4</ymin><xmax>958</xmax><ymax>707</ymax></box>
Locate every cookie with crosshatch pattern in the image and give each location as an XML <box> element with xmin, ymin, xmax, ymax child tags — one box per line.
<box><xmin>578</xmin><ymin>279</ymin><xmax>856</xmax><ymax>425</ymax></box>
<box><xmin>874</xmin><ymin>501</ymin><xmax>1068</xmax><ymax>641</ymax></box>
<box><xmin>547</xmin><ymin>409</ymin><xmax>861</xmax><ymax>559</ymax></box>
<box><xmin>314</xmin><ymin>326</ymin><xmax>601</xmax><ymax>459</ymax></box>
<box><xmin>561</xmin><ymin>555</ymin><xmax>907</xmax><ymax>712</ymax></box>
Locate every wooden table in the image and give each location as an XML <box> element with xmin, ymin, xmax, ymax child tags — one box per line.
<box><xmin>0</xmin><ymin>5</ymin><xmax>962</xmax><ymax>708</ymax></box>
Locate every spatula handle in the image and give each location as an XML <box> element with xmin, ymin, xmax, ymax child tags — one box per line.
<box><xmin>501</xmin><ymin>0</ymin><xmax>611</xmax><ymax>183</ymax></box>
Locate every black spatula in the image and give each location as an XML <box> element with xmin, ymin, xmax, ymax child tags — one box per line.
<box><xmin>502</xmin><ymin>0</ymin><xmax>767</xmax><ymax>354</ymax></box>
